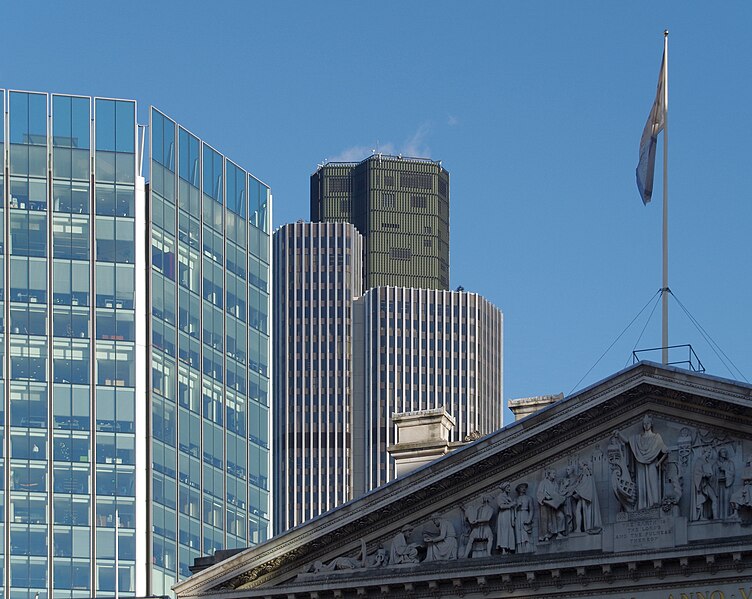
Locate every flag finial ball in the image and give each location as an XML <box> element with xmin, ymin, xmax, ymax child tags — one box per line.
<box><xmin>664</xmin><ymin>29</ymin><xmax>669</xmax><ymax>36</ymax></box>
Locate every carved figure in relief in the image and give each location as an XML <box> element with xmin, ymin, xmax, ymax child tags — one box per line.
<box><xmin>310</xmin><ymin>539</ymin><xmax>386</xmax><ymax>573</ymax></box>
<box><xmin>572</xmin><ymin>461</ymin><xmax>602</xmax><ymax>533</ymax></box>
<box><xmin>614</xmin><ymin>415</ymin><xmax>668</xmax><ymax>510</ymax></box>
<box><xmin>390</xmin><ymin>524</ymin><xmax>420</xmax><ymax>565</ymax></box>
<box><xmin>607</xmin><ymin>435</ymin><xmax>636</xmax><ymax>511</ymax></box>
<box><xmin>495</xmin><ymin>482</ymin><xmax>516</xmax><ymax>554</ymax></box>
<box><xmin>537</xmin><ymin>469</ymin><xmax>566</xmax><ymax>541</ymax></box>
<box><xmin>730</xmin><ymin>461</ymin><xmax>752</xmax><ymax>526</ymax></box>
<box><xmin>716</xmin><ymin>447</ymin><xmax>735</xmax><ymax>519</ymax></box>
<box><xmin>691</xmin><ymin>446</ymin><xmax>719</xmax><ymax>521</ymax></box>
<box><xmin>423</xmin><ymin>513</ymin><xmax>458</xmax><ymax>561</ymax></box>
<box><xmin>558</xmin><ymin>465</ymin><xmax>577</xmax><ymax>535</ymax></box>
<box><xmin>514</xmin><ymin>483</ymin><xmax>534</xmax><ymax>554</ymax></box>
<box><xmin>461</xmin><ymin>495</ymin><xmax>494</xmax><ymax>558</ymax></box>
<box><xmin>677</xmin><ymin>427</ymin><xmax>693</xmax><ymax>467</ymax></box>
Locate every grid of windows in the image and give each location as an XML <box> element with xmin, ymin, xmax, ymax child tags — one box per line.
<box><xmin>311</xmin><ymin>156</ymin><xmax>449</xmax><ymax>291</ymax></box>
<box><xmin>272</xmin><ymin>222</ymin><xmax>363</xmax><ymax>534</ymax></box>
<box><xmin>0</xmin><ymin>90</ymin><xmax>271</xmax><ymax>599</ymax></box>
<box><xmin>355</xmin><ymin>287</ymin><xmax>503</xmax><ymax>490</ymax></box>
<box><xmin>149</xmin><ymin>108</ymin><xmax>271</xmax><ymax>595</ymax></box>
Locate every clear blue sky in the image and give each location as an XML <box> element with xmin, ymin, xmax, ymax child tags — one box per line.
<box><xmin>5</xmin><ymin>2</ymin><xmax>752</xmax><ymax>413</ymax></box>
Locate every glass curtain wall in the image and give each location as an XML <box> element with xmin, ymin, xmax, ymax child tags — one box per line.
<box><xmin>0</xmin><ymin>88</ymin><xmax>5</xmax><ymax>599</ymax></box>
<box><xmin>7</xmin><ymin>90</ymin><xmax>50</xmax><ymax>599</ymax></box>
<box><xmin>3</xmin><ymin>91</ymin><xmax>139</xmax><ymax>599</ymax></box>
<box><xmin>92</xmin><ymin>98</ymin><xmax>137</xmax><ymax>597</ymax></box>
<box><xmin>149</xmin><ymin>108</ymin><xmax>271</xmax><ymax>595</ymax></box>
<box><xmin>50</xmin><ymin>93</ymin><xmax>92</xmax><ymax>599</ymax></box>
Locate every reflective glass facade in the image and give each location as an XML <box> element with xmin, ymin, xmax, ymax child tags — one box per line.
<box><xmin>0</xmin><ymin>91</ymin><xmax>271</xmax><ymax>599</ymax></box>
<box><xmin>149</xmin><ymin>109</ymin><xmax>271</xmax><ymax>596</ymax></box>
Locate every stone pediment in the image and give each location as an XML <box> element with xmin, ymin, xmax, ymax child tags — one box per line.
<box><xmin>175</xmin><ymin>363</ymin><xmax>752</xmax><ymax>598</ymax></box>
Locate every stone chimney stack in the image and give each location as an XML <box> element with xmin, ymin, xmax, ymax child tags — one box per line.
<box><xmin>507</xmin><ymin>393</ymin><xmax>563</xmax><ymax>421</ymax></box>
<box><xmin>388</xmin><ymin>408</ymin><xmax>461</xmax><ymax>477</ymax></box>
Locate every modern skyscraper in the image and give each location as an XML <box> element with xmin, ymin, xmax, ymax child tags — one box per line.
<box><xmin>0</xmin><ymin>89</ymin><xmax>271</xmax><ymax>599</ymax></box>
<box><xmin>353</xmin><ymin>286</ymin><xmax>503</xmax><ymax>490</ymax></box>
<box><xmin>272</xmin><ymin>224</ymin><xmax>503</xmax><ymax>532</ymax></box>
<box><xmin>272</xmin><ymin>221</ymin><xmax>363</xmax><ymax>533</ymax></box>
<box><xmin>311</xmin><ymin>155</ymin><xmax>450</xmax><ymax>290</ymax></box>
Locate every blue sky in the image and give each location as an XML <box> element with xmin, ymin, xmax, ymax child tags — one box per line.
<box><xmin>5</xmin><ymin>2</ymin><xmax>752</xmax><ymax>413</ymax></box>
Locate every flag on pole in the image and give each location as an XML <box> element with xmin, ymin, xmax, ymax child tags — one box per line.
<box><xmin>636</xmin><ymin>49</ymin><xmax>666</xmax><ymax>205</ymax></box>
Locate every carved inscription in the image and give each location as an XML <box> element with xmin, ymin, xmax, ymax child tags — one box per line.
<box><xmin>614</xmin><ymin>510</ymin><xmax>674</xmax><ymax>551</ymax></box>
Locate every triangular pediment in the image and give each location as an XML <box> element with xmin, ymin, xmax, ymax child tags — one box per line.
<box><xmin>175</xmin><ymin>363</ymin><xmax>752</xmax><ymax>598</ymax></box>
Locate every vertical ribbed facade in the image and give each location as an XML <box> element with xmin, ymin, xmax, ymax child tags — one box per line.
<box><xmin>272</xmin><ymin>222</ymin><xmax>363</xmax><ymax>534</ymax></box>
<box><xmin>311</xmin><ymin>155</ymin><xmax>450</xmax><ymax>291</ymax></box>
<box><xmin>354</xmin><ymin>287</ymin><xmax>503</xmax><ymax>490</ymax></box>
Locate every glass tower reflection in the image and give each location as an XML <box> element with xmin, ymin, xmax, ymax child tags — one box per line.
<box><xmin>0</xmin><ymin>91</ymin><xmax>271</xmax><ymax>599</ymax></box>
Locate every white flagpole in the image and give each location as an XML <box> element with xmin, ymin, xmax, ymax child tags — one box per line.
<box><xmin>661</xmin><ymin>30</ymin><xmax>669</xmax><ymax>365</ymax></box>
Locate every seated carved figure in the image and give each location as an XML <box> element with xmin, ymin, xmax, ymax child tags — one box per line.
<box><xmin>423</xmin><ymin>513</ymin><xmax>458</xmax><ymax>561</ymax></box>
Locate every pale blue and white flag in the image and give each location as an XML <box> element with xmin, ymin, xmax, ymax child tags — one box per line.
<box><xmin>636</xmin><ymin>50</ymin><xmax>666</xmax><ymax>205</ymax></box>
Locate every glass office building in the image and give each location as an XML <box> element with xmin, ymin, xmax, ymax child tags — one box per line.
<box><xmin>0</xmin><ymin>90</ymin><xmax>271</xmax><ymax>599</ymax></box>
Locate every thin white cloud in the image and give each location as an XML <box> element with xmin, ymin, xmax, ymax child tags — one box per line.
<box><xmin>327</xmin><ymin>123</ymin><xmax>432</xmax><ymax>163</ymax></box>
<box><xmin>447</xmin><ymin>115</ymin><xmax>459</xmax><ymax>126</ymax></box>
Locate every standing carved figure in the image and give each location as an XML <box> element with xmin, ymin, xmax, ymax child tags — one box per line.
<box><xmin>572</xmin><ymin>461</ymin><xmax>602</xmax><ymax>533</ymax></box>
<box><xmin>514</xmin><ymin>483</ymin><xmax>534</xmax><ymax>554</ymax></box>
<box><xmin>495</xmin><ymin>482</ymin><xmax>516</xmax><ymax>554</ymax></box>
<box><xmin>615</xmin><ymin>415</ymin><xmax>668</xmax><ymax>510</ymax></box>
<box><xmin>423</xmin><ymin>513</ymin><xmax>458</xmax><ymax>561</ymax></box>
<box><xmin>461</xmin><ymin>495</ymin><xmax>494</xmax><ymax>558</ymax></box>
<box><xmin>537</xmin><ymin>469</ymin><xmax>566</xmax><ymax>541</ymax></box>
<box><xmin>716</xmin><ymin>447</ymin><xmax>735</xmax><ymax>519</ymax></box>
<box><xmin>558</xmin><ymin>465</ymin><xmax>577</xmax><ymax>534</ymax></box>
<box><xmin>691</xmin><ymin>446</ymin><xmax>719</xmax><ymax>521</ymax></box>
<box><xmin>390</xmin><ymin>524</ymin><xmax>420</xmax><ymax>565</ymax></box>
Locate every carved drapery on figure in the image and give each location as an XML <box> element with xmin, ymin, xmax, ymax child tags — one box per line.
<box><xmin>537</xmin><ymin>469</ymin><xmax>566</xmax><ymax>541</ymax></box>
<box><xmin>390</xmin><ymin>525</ymin><xmax>420</xmax><ymax>565</ymax></box>
<box><xmin>495</xmin><ymin>483</ymin><xmax>516</xmax><ymax>554</ymax></box>
<box><xmin>461</xmin><ymin>495</ymin><xmax>494</xmax><ymax>558</ymax></box>
<box><xmin>423</xmin><ymin>513</ymin><xmax>458</xmax><ymax>561</ymax></box>
<box><xmin>717</xmin><ymin>448</ymin><xmax>736</xmax><ymax>519</ymax></box>
<box><xmin>514</xmin><ymin>483</ymin><xmax>535</xmax><ymax>554</ymax></box>
<box><xmin>691</xmin><ymin>446</ymin><xmax>719</xmax><ymax>521</ymax></box>
<box><xmin>572</xmin><ymin>461</ymin><xmax>602</xmax><ymax>533</ymax></box>
<box><xmin>614</xmin><ymin>415</ymin><xmax>668</xmax><ymax>510</ymax></box>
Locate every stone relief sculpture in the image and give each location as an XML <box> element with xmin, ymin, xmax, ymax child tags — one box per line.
<box><xmin>461</xmin><ymin>495</ymin><xmax>494</xmax><ymax>558</ymax></box>
<box><xmin>299</xmin><ymin>416</ymin><xmax>752</xmax><ymax>577</ymax></box>
<box><xmin>537</xmin><ymin>469</ymin><xmax>566</xmax><ymax>541</ymax></box>
<box><xmin>423</xmin><ymin>513</ymin><xmax>458</xmax><ymax>561</ymax></box>
<box><xmin>731</xmin><ymin>461</ymin><xmax>752</xmax><ymax>525</ymax></box>
<box><xmin>716</xmin><ymin>447</ymin><xmax>736</xmax><ymax>519</ymax></box>
<box><xmin>607</xmin><ymin>434</ymin><xmax>637</xmax><ymax>511</ymax></box>
<box><xmin>572</xmin><ymin>461</ymin><xmax>602</xmax><ymax>533</ymax></box>
<box><xmin>691</xmin><ymin>446</ymin><xmax>719</xmax><ymax>521</ymax></box>
<box><xmin>677</xmin><ymin>427</ymin><xmax>693</xmax><ymax>467</ymax></box>
<box><xmin>390</xmin><ymin>524</ymin><xmax>420</xmax><ymax>565</ymax></box>
<box><xmin>514</xmin><ymin>483</ymin><xmax>535</xmax><ymax>553</ymax></box>
<box><xmin>310</xmin><ymin>540</ymin><xmax>387</xmax><ymax>573</ymax></box>
<box><xmin>558</xmin><ymin>466</ymin><xmax>577</xmax><ymax>535</ymax></box>
<box><xmin>614</xmin><ymin>415</ymin><xmax>668</xmax><ymax>510</ymax></box>
<box><xmin>495</xmin><ymin>483</ymin><xmax>516</xmax><ymax>554</ymax></box>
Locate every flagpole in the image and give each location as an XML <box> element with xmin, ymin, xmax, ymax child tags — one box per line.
<box><xmin>661</xmin><ymin>29</ymin><xmax>669</xmax><ymax>365</ymax></box>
